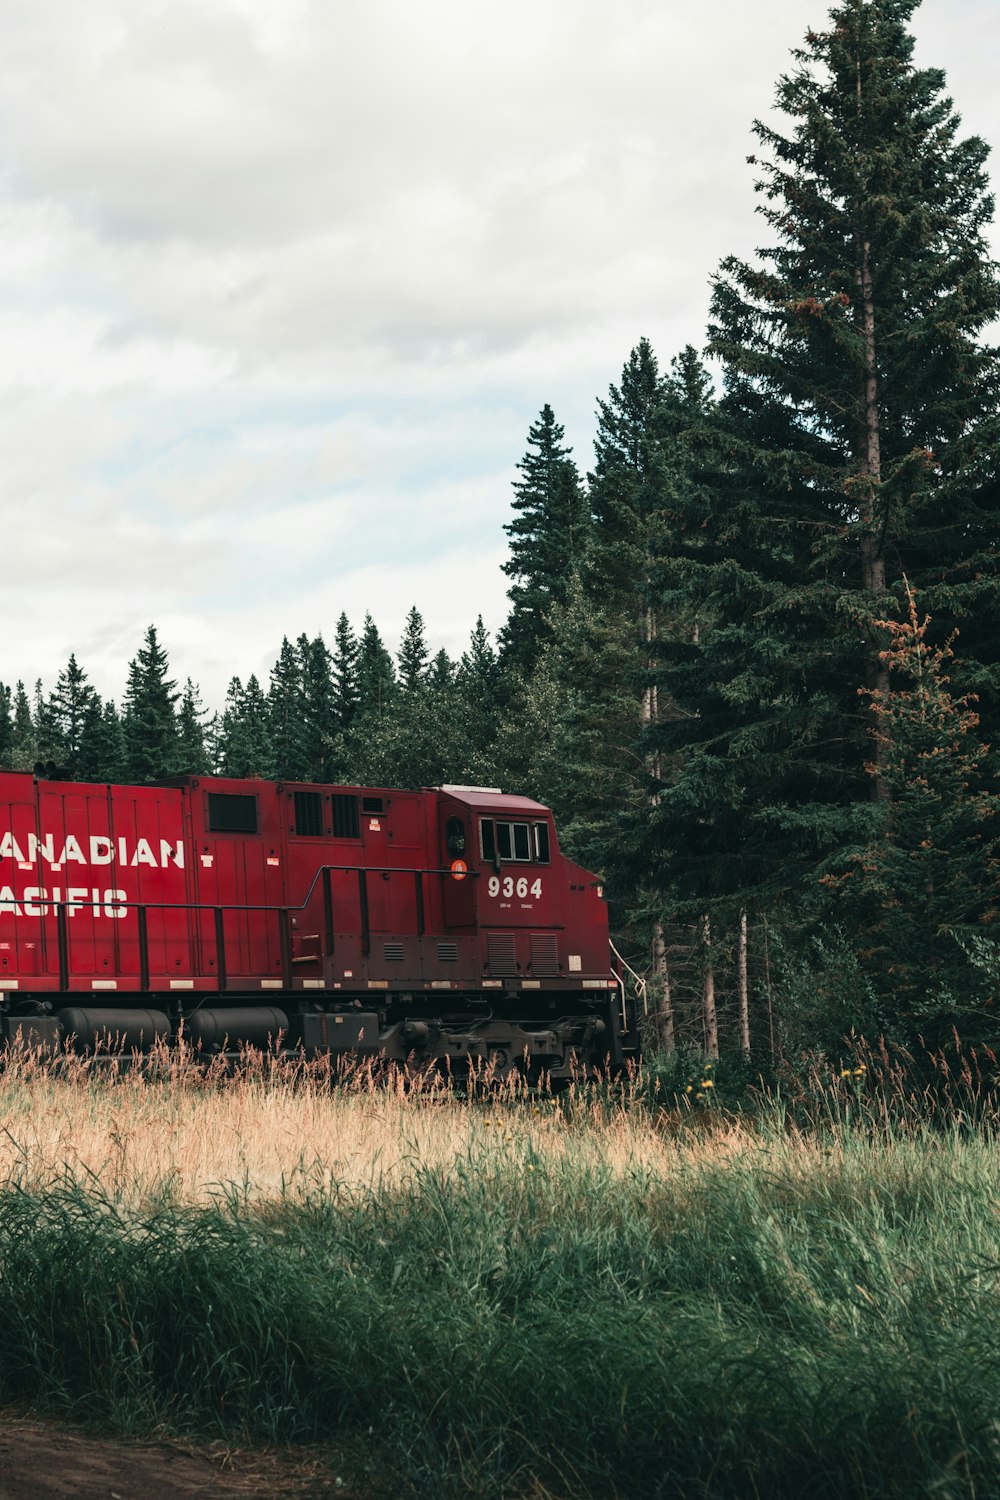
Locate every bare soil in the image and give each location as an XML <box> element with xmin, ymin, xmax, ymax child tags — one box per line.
<box><xmin>0</xmin><ymin>1412</ymin><xmax>354</xmax><ymax>1499</ymax></box>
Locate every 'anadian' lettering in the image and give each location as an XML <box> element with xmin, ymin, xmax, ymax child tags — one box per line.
<box><xmin>0</xmin><ymin>833</ymin><xmax>184</xmax><ymax>870</ymax></box>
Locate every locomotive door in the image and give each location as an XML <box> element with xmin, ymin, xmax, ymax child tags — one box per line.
<box><xmin>440</xmin><ymin>804</ymin><xmax>475</xmax><ymax>930</ymax></box>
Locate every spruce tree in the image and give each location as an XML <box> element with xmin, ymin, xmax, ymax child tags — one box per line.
<box><xmin>356</xmin><ymin>615</ymin><xmax>396</xmax><ymax>720</ymax></box>
<box><xmin>298</xmin><ymin>635</ymin><xmax>335</xmax><ymax>782</ymax></box>
<box><xmin>49</xmin><ymin>654</ymin><xmax>97</xmax><ymax>776</ymax></box>
<box><xmin>216</xmin><ymin>676</ymin><xmax>271</xmax><ymax>777</ymax></box>
<box><xmin>268</xmin><ymin>637</ymin><xmax>309</xmax><ymax>781</ymax></box>
<box><xmin>122</xmin><ymin>626</ymin><xmax>180</xmax><ymax>781</ymax></box>
<box><xmin>656</xmin><ymin>0</ymin><xmax>1000</xmax><ymax>924</ymax></box>
<box><xmin>501</xmin><ymin>404</ymin><xmax>590</xmax><ymax>673</ymax></box>
<box><xmin>397</xmin><ymin>606</ymin><xmax>429</xmax><ymax>693</ymax></box>
<box><xmin>176</xmin><ymin>679</ymin><xmax>211</xmax><ymax>775</ymax></box>
<box><xmin>0</xmin><ymin>683</ymin><xmax>12</xmax><ymax>769</ymax></box>
<box><xmin>9</xmin><ymin>683</ymin><xmax>34</xmax><ymax>771</ymax></box>
<box><xmin>331</xmin><ymin>613</ymin><xmax>360</xmax><ymax>735</ymax></box>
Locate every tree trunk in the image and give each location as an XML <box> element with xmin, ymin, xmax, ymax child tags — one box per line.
<box><xmin>652</xmin><ymin>919</ymin><xmax>674</xmax><ymax>1051</ymax></box>
<box><xmin>702</xmin><ymin>916</ymin><xmax>718</xmax><ymax>1060</ymax></box>
<box><xmin>737</xmin><ymin>909</ymin><xmax>750</xmax><ymax>1055</ymax></box>
<box><xmin>855</xmin><ymin>58</ymin><xmax>890</xmax><ymax>800</ymax></box>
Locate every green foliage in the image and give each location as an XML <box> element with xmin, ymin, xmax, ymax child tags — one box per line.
<box><xmin>6</xmin><ymin>1122</ymin><xmax>1000</xmax><ymax>1497</ymax></box>
<box><xmin>822</xmin><ymin>595</ymin><xmax>1000</xmax><ymax>1039</ymax></box>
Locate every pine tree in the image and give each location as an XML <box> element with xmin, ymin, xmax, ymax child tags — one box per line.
<box><xmin>356</xmin><ymin>615</ymin><xmax>396</xmax><ymax>721</ymax></box>
<box><xmin>331</xmin><ymin>613</ymin><xmax>360</xmax><ymax>735</ymax></box>
<box><xmin>9</xmin><ymin>683</ymin><xmax>35</xmax><ymax>771</ymax></box>
<box><xmin>397</xmin><ymin>607</ymin><xmax>429</xmax><ymax>693</ymax></box>
<box><xmin>176</xmin><ymin>679</ymin><xmax>211</xmax><ymax>775</ymax></box>
<box><xmin>298</xmin><ymin>635</ymin><xmax>336</xmax><ymax>781</ymax></box>
<box><xmin>216</xmin><ymin>675</ymin><xmax>271</xmax><ymax>777</ymax></box>
<box><xmin>122</xmin><ymin>626</ymin><xmax>180</xmax><ymax>781</ymax></box>
<box><xmin>656</xmin><ymin>0</ymin><xmax>1000</xmax><ymax>926</ymax></box>
<box><xmin>77</xmin><ymin>695</ymin><xmax>107</xmax><ymax>782</ymax></box>
<box><xmin>501</xmin><ymin>404</ymin><xmax>590</xmax><ymax>673</ymax></box>
<box><xmin>268</xmin><ymin>637</ymin><xmax>309</xmax><ymax>781</ymax></box>
<box><xmin>49</xmin><ymin>654</ymin><xmax>97</xmax><ymax>776</ymax></box>
<box><xmin>0</xmin><ymin>683</ymin><xmax>12</xmax><ymax>769</ymax></box>
<box><xmin>33</xmin><ymin>678</ymin><xmax>63</xmax><ymax>769</ymax></box>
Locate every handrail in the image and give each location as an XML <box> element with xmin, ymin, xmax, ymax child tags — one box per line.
<box><xmin>0</xmin><ymin>864</ymin><xmax>482</xmax><ymax>993</ymax></box>
<box><xmin>610</xmin><ymin>939</ymin><xmax>648</xmax><ymax>1016</ymax></box>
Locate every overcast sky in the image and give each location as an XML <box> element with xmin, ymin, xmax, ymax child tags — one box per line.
<box><xmin>1</xmin><ymin>0</ymin><xmax>997</xmax><ymax>708</ymax></box>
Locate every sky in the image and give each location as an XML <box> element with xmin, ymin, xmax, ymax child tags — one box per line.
<box><xmin>0</xmin><ymin>0</ymin><xmax>997</xmax><ymax>709</ymax></box>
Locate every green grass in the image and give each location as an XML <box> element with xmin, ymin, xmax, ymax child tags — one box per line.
<box><xmin>2</xmin><ymin>1116</ymin><xmax>1000</xmax><ymax>1498</ymax></box>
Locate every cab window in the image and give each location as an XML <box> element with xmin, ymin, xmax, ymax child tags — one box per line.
<box><xmin>480</xmin><ymin>817</ymin><xmax>550</xmax><ymax>864</ymax></box>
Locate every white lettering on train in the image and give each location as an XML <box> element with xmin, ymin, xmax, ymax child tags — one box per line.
<box><xmin>0</xmin><ymin>834</ymin><xmax>184</xmax><ymax>870</ymax></box>
<box><xmin>0</xmin><ymin>887</ymin><xmax>128</xmax><ymax>919</ymax></box>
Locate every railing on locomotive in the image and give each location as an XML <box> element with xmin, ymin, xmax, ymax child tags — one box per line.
<box><xmin>5</xmin><ymin>863</ymin><xmax>480</xmax><ymax>994</ymax></box>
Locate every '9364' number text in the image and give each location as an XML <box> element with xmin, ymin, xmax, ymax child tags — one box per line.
<box><xmin>488</xmin><ymin>875</ymin><xmax>542</xmax><ymax>900</ymax></box>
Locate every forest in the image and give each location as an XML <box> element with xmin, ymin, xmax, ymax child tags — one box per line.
<box><xmin>3</xmin><ymin>0</ymin><xmax>999</xmax><ymax>1066</ymax></box>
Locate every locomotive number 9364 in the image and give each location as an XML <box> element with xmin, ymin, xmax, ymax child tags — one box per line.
<box><xmin>0</xmin><ymin>773</ymin><xmax>631</xmax><ymax>1080</ymax></box>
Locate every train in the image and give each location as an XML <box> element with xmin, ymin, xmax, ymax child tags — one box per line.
<box><xmin>0</xmin><ymin>770</ymin><xmax>627</xmax><ymax>1078</ymax></box>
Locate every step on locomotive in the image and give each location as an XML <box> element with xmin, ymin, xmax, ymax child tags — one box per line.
<box><xmin>0</xmin><ymin>772</ymin><xmax>625</xmax><ymax>1078</ymax></box>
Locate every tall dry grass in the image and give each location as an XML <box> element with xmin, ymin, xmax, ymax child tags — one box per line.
<box><xmin>0</xmin><ymin>1044</ymin><xmax>754</xmax><ymax>1206</ymax></box>
<box><xmin>2</xmin><ymin>1046</ymin><xmax>1000</xmax><ymax>1498</ymax></box>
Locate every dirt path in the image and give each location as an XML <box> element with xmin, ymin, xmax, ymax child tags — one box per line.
<box><xmin>0</xmin><ymin>1412</ymin><xmax>350</xmax><ymax>1499</ymax></box>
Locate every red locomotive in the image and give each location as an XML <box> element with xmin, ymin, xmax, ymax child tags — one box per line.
<box><xmin>0</xmin><ymin>771</ymin><xmax>624</xmax><ymax>1077</ymax></box>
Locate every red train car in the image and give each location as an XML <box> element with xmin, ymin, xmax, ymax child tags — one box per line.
<box><xmin>0</xmin><ymin>772</ymin><xmax>624</xmax><ymax>1077</ymax></box>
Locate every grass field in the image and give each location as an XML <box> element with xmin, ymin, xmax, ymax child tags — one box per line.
<box><xmin>1</xmin><ymin>1051</ymin><xmax>999</xmax><ymax>1498</ymax></box>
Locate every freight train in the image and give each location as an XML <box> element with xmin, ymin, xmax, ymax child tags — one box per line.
<box><xmin>0</xmin><ymin>771</ymin><xmax>626</xmax><ymax>1078</ymax></box>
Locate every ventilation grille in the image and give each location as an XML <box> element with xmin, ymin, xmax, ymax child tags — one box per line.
<box><xmin>529</xmin><ymin>934</ymin><xmax>560</xmax><ymax>976</ymax></box>
<box><xmin>331</xmin><ymin>794</ymin><xmax>360</xmax><ymax>839</ymax></box>
<box><xmin>383</xmin><ymin>942</ymin><xmax>405</xmax><ymax>962</ymax></box>
<box><xmin>487</xmin><ymin>932</ymin><xmax>518</xmax><ymax>976</ymax></box>
<box><xmin>437</xmin><ymin>942</ymin><xmax>458</xmax><ymax>963</ymax></box>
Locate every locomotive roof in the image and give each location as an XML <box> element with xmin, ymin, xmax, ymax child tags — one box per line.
<box><xmin>437</xmin><ymin>786</ymin><xmax>550</xmax><ymax>814</ymax></box>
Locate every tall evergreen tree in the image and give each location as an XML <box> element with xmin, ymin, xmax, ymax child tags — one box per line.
<box><xmin>122</xmin><ymin>626</ymin><xmax>180</xmax><ymax>781</ymax></box>
<box><xmin>298</xmin><ymin>635</ymin><xmax>336</xmax><ymax>781</ymax></box>
<box><xmin>268</xmin><ymin>637</ymin><xmax>309</xmax><ymax>781</ymax></box>
<box><xmin>331</xmin><ymin>613</ymin><xmax>360</xmax><ymax>735</ymax></box>
<box><xmin>216</xmin><ymin>675</ymin><xmax>271</xmax><ymax>777</ymax></box>
<box><xmin>0</xmin><ymin>683</ymin><xmax>12</xmax><ymax>769</ymax></box>
<box><xmin>501</xmin><ymin>404</ymin><xmax>590</xmax><ymax>673</ymax></box>
<box><xmin>9</xmin><ymin>682</ymin><xmax>34</xmax><ymax>771</ymax></box>
<box><xmin>49</xmin><ymin>654</ymin><xmax>97</xmax><ymax>776</ymax></box>
<box><xmin>356</xmin><ymin>614</ymin><xmax>396</xmax><ymax>721</ymax></box>
<box><xmin>655</xmin><ymin>0</ymin><xmax>1000</xmax><ymax>928</ymax></box>
<box><xmin>397</xmin><ymin>606</ymin><xmax>429</xmax><ymax>693</ymax></box>
<box><xmin>176</xmin><ymin>679</ymin><xmax>211</xmax><ymax>775</ymax></box>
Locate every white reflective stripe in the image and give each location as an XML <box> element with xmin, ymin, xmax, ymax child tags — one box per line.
<box><xmin>522</xmin><ymin>980</ymin><xmax>541</xmax><ymax>989</ymax></box>
<box><xmin>430</xmin><ymin>981</ymin><xmax>451</xmax><ymax>989</ymax></box>
<box><xmin>368</xmin><ymin>980</ymin><xmax>388</xmax><ymax>989</ymax></box>
<box><xmin>0</xmin><ymin>980</ymin><xmax>18</xmax><ymax>989</ymax></box>
<box><xmin>260</xmin><ymin>980</ymin><xmax>282</xmax><ymax>989</ymax></box>
<box><xmin>582</xmin><ymin>979</ymin><xmax>607</xmax><ymax>989</ymax></box>
<box><xmin>91</xmin><ymin>980</ymin><xmax>118</xmax><ymax>990</ymax></box>
<box><xmin>302</xmin><ymin>979</ymin><xmax>324</xmax><ymax>989</ymax></box>
<box><xmin>169</xmin><ymin>979</ymin><xmax>194</xmax><ymax>989</ymax></box>
<box><xmin>482</xmin><ymin>980</ymin><xmax>502</xmax><ymax>988</ymax></box>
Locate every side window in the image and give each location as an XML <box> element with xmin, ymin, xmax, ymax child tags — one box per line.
<box><xmin>207</xmin><ymin>793</ymin><xmax>258</xmax><ymax>834</ymax></box>
<box><xmin>533</xmin><ymin>822</ymin><xmax>550</xmax><ymax>864</ymax></box>
<box><xmin>485</xmin><ymin>818</ymin><xmax>536</xmax><ymax>863</ymax></box>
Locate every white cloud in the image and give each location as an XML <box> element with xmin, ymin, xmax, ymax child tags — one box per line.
<box><xmin>0</xmin><ymin>0</ymin><xmax>994</xmax><ymax>707</ymax></box>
